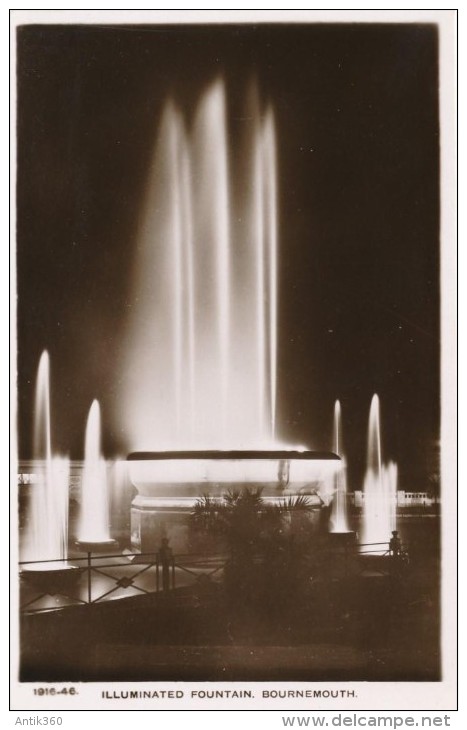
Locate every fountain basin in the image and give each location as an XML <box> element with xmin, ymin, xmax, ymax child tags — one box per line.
<box><xmin>128</xmin><ymin>450</ymin><xmax>340</xmax><ymax>551</ymax></box>
<box><xmin>128</xmin><ymin>450</ymin><xmax>340</xmax><ymax>495</ymax></box>
<box><xmin>75</xmin><ymin>539</ymin><xmax>119</xmax><ymax>554</ymax></box>
<box><xmin>327</xmin><ymin>531</ymin><xmax>357</xmax><ymax>547</ymax></box>
<box><xmin>21</xmin><ymin>564</ymin><xmax>82</xmax><ymax>594</ymax></box>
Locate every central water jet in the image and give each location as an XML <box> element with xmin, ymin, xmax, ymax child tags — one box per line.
<box><xmin>118</xmin><ymin>77</ymin><xmax>279</xmax><ymax>452</ymax></box>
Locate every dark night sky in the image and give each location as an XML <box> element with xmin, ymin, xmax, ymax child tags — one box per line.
<box><xmin>16</xmin><ymin>23</ymin><xmax>440</xmax><ymax>489</ymax></box>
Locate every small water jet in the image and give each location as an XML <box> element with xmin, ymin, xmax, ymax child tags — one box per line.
<box><xmin>361</xmin><ymin>394</ymin><xmax>397</xmax><ymax>550</ymax></box>
<box><xmin>22</xmin><ymin>351</ymin><xmax>70</xmax><ymax>570</ymax></box>
<box><xmin>330</xmin><ymin>400</ymin><xmax>350</xmax><ymax>533</ymax></box>
<box><xmin>76</xmin><ymin>400</ymin><xmax>116</xmax><ymax>550</ymax></box>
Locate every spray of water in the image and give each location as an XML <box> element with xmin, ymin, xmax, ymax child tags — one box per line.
<box><xmin>118</xmin><ymin>78</ymin><xmax>279</xmax><ymax>451</ymax></box>
<box><xmin>330</xmin><ymin>400</ymin><xmax>350</xmax><ymax>533</ymax></box>
<box><xmin>23</xmin><ymin>351</ymin><xmax>69</xmax><ymax>566</ymax></box>
<box><xmin>361</xmin><ymin>394</ymin><xmax>398</xmax><ymax>548</ymax></box>
<box><xmin>77</xmin><ymin>400</ymin><xmax>111</xmax><ymax>543</ymax></box>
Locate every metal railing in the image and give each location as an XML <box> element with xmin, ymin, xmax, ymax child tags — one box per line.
<box><xmin>19</xmin><ymin>540</ymin><xmax>407</xmax><ymax>615</ymax></box>
<box><xmin>19</xmin><ymin>549</ymin><xmax>229</xmax><ymax>615</ymax></box>
<box><xmin>19</xmin><ymin>550</ymin><xmax>159</xmax><ymax>613</ymax></box>
<box><xmin>357</xmin><ymin>541</ymin><xmax>391</xmax><ymax>555</ymax></box>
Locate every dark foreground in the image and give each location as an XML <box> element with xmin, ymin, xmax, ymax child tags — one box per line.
<box><xmin>20</xmin><ymin>555</ymin><xmax>440</xmax><ymax>682</ymax></box>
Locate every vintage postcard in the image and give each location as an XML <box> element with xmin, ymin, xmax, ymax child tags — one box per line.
<box><xmin>10</xmin><ymin>9</ymin><xmax>457</xmax><ymax>712</ymax></box>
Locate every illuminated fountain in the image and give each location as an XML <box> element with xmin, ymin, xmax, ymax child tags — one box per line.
<box><xmin>76</xmin><ymin>400</ymin><xmax>116</xmax><ymax>551</ymax></box>
<box><xmin>329</xmin><ymin>400</ymin><xmax>350</xmax><ymax>534</ymax></box>
<box><xmin>115</xmin><ymin>78</ymin><xmax>340</xmax><ymax>550</ymax></box>
<box><xmin>22</xmin><ymin>351</ymin><xmax>70</xmax><ymax>571</ymax></box>
<box><xmin>361</xmin><ymin>394</ymin><xmax>397</xmax><ymax>550</ymax></box>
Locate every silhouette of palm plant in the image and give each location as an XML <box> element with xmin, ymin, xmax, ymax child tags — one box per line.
<box><xmin>190</xmin><ymin>487</ymin><xmax>316</xmax><ymax>607</ymax></box>
<box><xmin>191</xmin><ymin>487</ymin><xmax>313</xmax><ymax>554</ymax></box>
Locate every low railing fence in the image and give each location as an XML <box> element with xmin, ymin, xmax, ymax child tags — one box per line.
<box><xmin>19</xmin><ymin>540</ymin><xmax>407</xmax><ymax>615</ymax></box>
<box><xmin>19</xmin><ymin>550</ymin><xmax>229</xmax><ymax>615</ymax></box>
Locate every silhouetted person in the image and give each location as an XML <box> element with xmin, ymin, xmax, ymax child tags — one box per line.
<box><xmin>389</xmin><ymin>530</ymin><xmax>401</xmax><ymax>557</ymax></box>
<box><xmin>158</xmin><ymin>538</ymin><xmax>173</xmax><ymax>592</ymax></box>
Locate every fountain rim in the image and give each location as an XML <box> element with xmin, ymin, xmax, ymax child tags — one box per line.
<box><xmin>127</xmin><ymin>450</ymin><xmax>340</xmax><ymax>461</ymax></box>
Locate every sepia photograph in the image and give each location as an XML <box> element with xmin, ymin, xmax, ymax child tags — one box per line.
<box><xmin>11</xmin><ymin>9</ymin><xmax>457</xmax><ymax>711</ymax></box>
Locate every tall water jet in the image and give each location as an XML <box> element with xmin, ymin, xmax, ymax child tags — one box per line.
<box><xmin>193</xmin><ymin>79</ymin><xmax>231</xmax><ymax>439</ymax></box>
<box><xmin>250</xmin><ymin>96</ymin><xmax>279</xmax><ymax>440</ymax></box>
<box><xmin>330</xmin><ymin>400</ymin><xmax>350</xmax><ymax>533</ymax></box>
<box><xmin>77</xmin><ymin>400</ymin><xmax>113</xmax><ymax>545</ymax></box>
<box><xmin>118</xmin><ymin>77</ymin><xmax>280</xmax><ymax>451</ymax></box>
<box><xmin>253</xmin><ymin>95</ymin><xmax>266</xmax><ymax>438</ymax></box>
<box><xmin>263</xmin><ymin>107</ymin><xmax>278</xmax><ymax>439</ymax></box>
<box><xmin>180</xmin><ymin>137</ymin><xmax>196</xmax><ymax>441</ymax></box>
<box><xmin>22</xmin><ymin>351</ymin><xmax>69</xmax><ymax>566</ymax></box>
<box><xmin>361</xmin><ymin>394</ymin><xmax>397</xmax><ymax>549</ymax></box>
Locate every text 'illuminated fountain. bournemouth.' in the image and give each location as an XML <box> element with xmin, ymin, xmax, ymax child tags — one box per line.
<box><xmin>22</xmin><ymin>78</ymin><xmax>398</xmax><ymax>565</ymax></box>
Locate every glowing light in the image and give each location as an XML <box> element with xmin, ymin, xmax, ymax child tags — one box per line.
<box><xmin>129</xmin><ymin>454</ymin><xmax>339</xmax><ymax>492</ymax></box>
<box><xmin>361</xmin><ymin>394</ymin><xmax>398</xmax><ymax>549</ymax></box>
<box><xmin>263</xmin><ymin>107</ymin><xmax>278</xmax><ymax>438</ymax></box>
<box><xmin>22</xmin><ymin>351</ymin><xmax>69</xmax><ymax>565</ymax></box>
<box><xmin>330</xmin><ymin>400</ymin><xmax>350</xmax><ymax>533</ymax></box>
<box><xmin>77</xmin><ymin>400</ymin><xmax>111</xmax><ymax>543</ymax></box>
<box><xmin>118</xmin><ymin>77</ymin><xmax>280</xmax><ymax>452</ymax></box>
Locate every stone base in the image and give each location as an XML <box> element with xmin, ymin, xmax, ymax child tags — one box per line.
<box><xmin>74</xmin><ymin>539</ymin><xmax>119</xmax><ymax>554</ymax></box>
<box><xmin>21</xmin><ymin>564</ymin><xmax>81</xmax><ymax>593</ymax></box>
<box><xmin>327</xmin><ymin>531</ymin><xmax>357</xmax><ymax>547</ymax></box>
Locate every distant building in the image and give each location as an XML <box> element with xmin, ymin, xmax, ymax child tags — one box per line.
<box><xmin>17</xmin><ymin>460</ymin><xmax>83</xmax><ymax>499</ymax></box>
<box><xmin>352</xmin><ymin>490</ymin><xmax>438</xmax><ymax>508</ymax></box>
<box><xmin>396</xmin><ymin>490</ymin><xmax>438</xmax><ymax>507</ymax></box>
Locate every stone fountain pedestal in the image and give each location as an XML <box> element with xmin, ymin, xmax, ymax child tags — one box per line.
<box><xmin>128</xmin><ymin>450</ymin><xmax>340</xmax><ymax>553</ymax></box>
